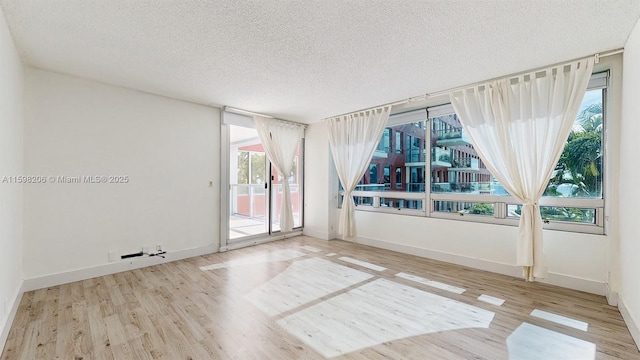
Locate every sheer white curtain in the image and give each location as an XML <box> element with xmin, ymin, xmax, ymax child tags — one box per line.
<box><xmin>254</xmin><ymin>116</ymin><xmax>304</xmax><ymax>233</ymax></box>
<box><xmin>449</xmin><ymin>58</ymin><xmax>594</xmax><ymax>281</ymax></box>
<box><xmin>327</xmin><ymin>105</ymin><xmax>391</xmax><ymax>240</ymax></box>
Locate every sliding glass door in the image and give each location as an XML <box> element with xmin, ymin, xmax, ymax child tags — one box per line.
<box><xmin>223</xmin><ymin>112</ymin><xmax>303</xmax><ymax>249</ymax></box>
<box><xmin>229</xmin><ymin>124</ymin><xmax>269</xmax><ymax>239</ymax></box>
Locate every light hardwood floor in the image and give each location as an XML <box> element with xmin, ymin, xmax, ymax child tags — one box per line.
<box><xmin>2</xmin><ymin>235</ymin><xmax>639</xmax><ymax>359</ymax></box>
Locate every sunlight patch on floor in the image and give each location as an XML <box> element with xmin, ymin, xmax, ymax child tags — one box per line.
<box><xmin>245</xmin><ymin>258</ymin><xmax>373</xmax><ymax>316</ymax></box>
<box><xmin>530</xmin><ymin>309</ymin><xmax>588</xmax><ymax>331</ymax></box>
<box><xmin>199</xmin><ymin>249</ymin><xmax>306</xmax><ymax>271</ymax></box>
<box><xmin>478</xmin><ymin>294</ymin><xmax>505</xmax><ymax>306</ymax></box>
<box><xmin>277</xmin><ymin>278</ymin><xmax>494</xmax><ymax>358</ymax></box>
<box><xmin>299</xmin><ymin>245</ymin><xmax>322</xmax><ymax>253</ymax></box>
<box><xmin>507</xmin><ymin>323</ymin><xmax>595</xmax><ymax>360</ymax></box>
<box><xmin>395</xmin><ymin>272</ymin><xmax>466</xmax><ymax>294</ymax></box>
<box><xmin>338</xmin><ymin>257</ymin><xmax>386</xmax><ymax>272</ymax></box>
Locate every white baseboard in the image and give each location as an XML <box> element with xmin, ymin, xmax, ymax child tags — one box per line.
<box><xmin>606</xmin><ymin>286</ymin><xmax>619</xmax><ymax>306</ymax></box>
<box><xmin>619</xmin><ymin>296</ymin><xmax>640</xmax><ymax>351</ymax></box>
<box><xmin>540</xmin><ymin>272</ymin><xmax>606</xmax><ymax>296</ymax></box>
<box><xmin>356</xmin><ymin>236</ymin><xmax>606</xmax><ymax>296</ymax></box>
<box><xmin>1</xmin><ymin>281</ymin><xmax>25</xmax><ymax>355</ymax></box>
<box><xmin>23</xmin><ymin>244</ymin><xmax>218</xmax><ymax>291</ymax></box>
<box><xmin>302</xmin><ymin>229</ymin><xmax>332</xmax><ymax>240</ymax></box>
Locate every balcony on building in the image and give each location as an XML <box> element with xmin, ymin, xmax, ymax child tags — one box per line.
<box><xmin>436</xmin><ymin>127</ymin><xmax>472</xmax><ymax>147</ymax></box>
<box><xmin>405</xmin><ymin>149</ymin><xmax>425</xmax><ymax>166</ymax></box>
<box><xmin>450</xmin><ymin>157</ymin><xmax>480</xmax><ymax>171</ymax></box>
<box><xmin>431</xmin><ymin>147</ymin><xmax>452</xmax><ymax>168</ymax></box>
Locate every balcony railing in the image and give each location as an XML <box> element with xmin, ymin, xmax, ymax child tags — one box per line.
<box><xmin>354</xmin><ymin>183</ymin><xmax>389</xmax><ymax>191</ymax></box>
<box><xmin>431</xmin><ymin>147</ymin><xmax>451</xmax><ymax>162</ymax></box>
<box><xmin>436</xmin><ymin>128</ymin><xmax>463</xmax><ymax>140</ymax></box>
<box><xmin>435</xmin><ymin>128</ymin><xmax>472</xmax><ymax>146</ymax></box>
<box><xmin>230</xmin><ymin>183</ymin><xmax>299</xmax><ymax>218</ymax></box>
<box><xmin>450</xmin><ymin>157</ymin><xmax>479</xmax><ymax>170</ymax></box>
<box><xmin>406</xmin><ymin>183</ymin><xmax>425</xmax><ymax>192</ymax></box>
<box><xmin>406</xmin><ymin>150</ymin><xmax>425</xmax><ymax>163</ymax></box>
<box><xmin>432</xmin><ymin>182</ymin><xmax>492</xmax><ymax>193</ymax></box>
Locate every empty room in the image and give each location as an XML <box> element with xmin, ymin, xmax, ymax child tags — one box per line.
<box><xmin>1</xmin><ymin>0</ymin><xmax>640</xmax><ymax>359</ymax></box>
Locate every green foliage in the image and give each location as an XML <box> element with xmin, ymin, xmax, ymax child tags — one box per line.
<box><xmin>549</xmin><ymin>100</ymin><xmax>602</xmax><ymax>197</ymax></box>
<box><xmin>512</xmin><ymin>206</ymin><xmax>595</xmax><ymax>224</ymax></box>
<box><xmin>237</xmin><ymin>152</ymin><xmax>249</xmax><ymax>184</ymax></box>
<box><xmin>235</xmin><ymin>151</ymin><xmax>267</xmax><ymax>185</ymax></box>
<box><xmin>250</xmin><ymin>153</ymin><xmax>266</xmax><ymax>184</ymax></box>
<box><xmin>468</xmin><ymin>203</ymin><xmax>494</xmax><ymax>215</ymax></box>
<box><xmin>541</xmin><ymin>206</ymin><xmax>595</xmax><ymax>223</ymax></box>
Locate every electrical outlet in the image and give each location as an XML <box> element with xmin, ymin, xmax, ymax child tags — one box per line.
<box><xmin>156</xmin><ymin>244</ymin><xmax>163</xmax><ymax>252</ymax></box>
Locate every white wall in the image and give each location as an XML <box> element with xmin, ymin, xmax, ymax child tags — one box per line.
<box><xmin>303</xmin><ymin>122</ymin><xmax>338</xmax><ymax>240</ymax></box>
<box><xmin>355</xmin><ymin>212</ymin><xmax>608</xmax><ymax>293</ymax></box>
<box><xmin>619</xmin><ymin>17</ymin><xmax>640</xmax><ymax>348</ymax></box>
<box><xmin>23</xmin><ymin>69</ymin><xmax>220</xmax><ymax>280</ymax></box>
<box><xmin>0</xmin><ymin>5</ymin><xmax>24</xmax><ymax>348</ymax></box>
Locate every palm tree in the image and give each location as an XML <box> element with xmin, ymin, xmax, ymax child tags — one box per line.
<box><xmin>549</xmin><ymin>101</ymin><xmax>603</xmax><ymax>197</ymax></box>
<box><xmin>576</xmin><ymin>103</ymin><xmax>603</xmax><ymax>132</ymax></box>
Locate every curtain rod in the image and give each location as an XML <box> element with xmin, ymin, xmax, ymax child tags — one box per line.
<box><xmin>224</xmin><ymin>106</ymin><xmax>274</xmax><ymax>119</ymax></box>
<box><xmin>321</xmin><ymin>49</ymin><xmax>621</xmax><ymax>121</ymax></box>
<box><xmin>223</xmin><ymin>106</ymin><xmax>307</xmax><ymax>128</ymax></box>
<box><xmin>425</xmin><ymin>49</ymin><xmax>623</xmax><ymax>99</ymax></box>
<box><xmin>323</xmin><ymin>98</ymin><xmax>415</xmax><ymax>121</ymax></box>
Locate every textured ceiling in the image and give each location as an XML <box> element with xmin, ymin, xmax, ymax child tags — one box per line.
<box><xmin>1</xmin><ymin>0</ymin><xmax>639</xmax><ymax>123</ymax></box>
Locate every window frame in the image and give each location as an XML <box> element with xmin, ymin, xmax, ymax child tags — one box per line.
<box><xmin>342</xmin><ymin>71</ymin><xmax>608</xmax><ymax>235</ymax></box>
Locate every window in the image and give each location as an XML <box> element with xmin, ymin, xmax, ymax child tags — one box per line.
<box><xmin>358</xmin><ymin>111</ymin><xmax>427</xmax><ymax>194</ymax></box>
<box><xmin>347</xmin><ymin>110</ymin><xmax>429</xmax><ymax>215</ymax></box>
<box><xmin>545</xmin><ymin>88</ymin><xmax>603</xmax><ymax>199</ymax></box>
<box><xmin>430</xmin><ymin>111</ymin><xmax>497</xmax><ymax>195</ymax></box>
<box><xmin>434</xmin><ymin>201</ymin><xmax>495</xmax><ymax>216</ymax></box>
<box><xmin>235</xmin><ymin>150</ymin><xmax>266</xmax><ymax>195</ymax></box>
<box><xmin>395</xmin><ymin>131</ymin><xmax>403</xmax><ymax>153</ymax></box>
<box><xmin>384</xmin><ymin>165</ymin><xmax>391</xmax><ymax>189</ymax></box>
<box><xmin>339</xmin><ymin>72</ymin><xmax>608</xmax><ymax>234</ymax></box>
<box><xmin>376</xmin><ymin>128</ymin><xmax>391</xmax><ymax>153</ymax></box>
<box><xmin>368</xmin><ymin>164</ymin><xmax>379</xmax><ymax>186</ymax></box>
<box><xmin>428</xmin><ymin>76</ymin><xmax>606</xmax><ymax>233</ymax></box>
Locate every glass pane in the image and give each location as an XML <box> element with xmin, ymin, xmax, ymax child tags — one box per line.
<box><xmin>250</xmin><ymin>153</ymin><xmax>266</xmax><ymax>188</ymax></box>
<box><xmin>380</xmin><ymin>198</ymin><xmax>423</xmax><ymax>210</ymax></box>
<box><xmin>507</xmin><ymin>205</ymin><xmax>596</xmax><ymax>224</ymax></box>
<box><xmin>271</xmin><ymin>145</ymin><xmax>302</xmax><ymax>232</ymax></box>
<box><xmin>433</xmin><ymin>201</ymin><xmax>495</xmax><ymax>216</ymax></box>
<box><xmin>371</xmin><ymin>164</ymin><xmax>378</xmax><ymax>183</ymax></box>
<box><xmin>237</xmin><ymin>151</ymin><xmax>249</xmax><ymax>186</ymax></box>
<box><xmin>376</xmin><ymin>128</ymin><xmax>391</xmax><ymax>152</ymax></box>
<box><xmin>360</xmin><ymin>120</ymin><xmax>428</xmax><ymax>192</ymax></box>
<box><xmin>545</xmin><ymin>89</ymin><xmax>603</xmax><ymax>199</ymax></box>
<box><xmin>229</xmin><ymin>125</ymin><xmax>268</xmax><ymax>239</ymax></box>
<box><xmin>429</xmin><ymin>113</ymin><xmax>505</xmax><ymax>195</ymax></box>
<box><xmin>340</xmin><ymin>194</ymin><xmax>373</xmax><ymax>207</ymax></box>
<box><xmin>339</xmin><ymin>194</ymin><xmax>422</xmax><ymax>210</ymax></box>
